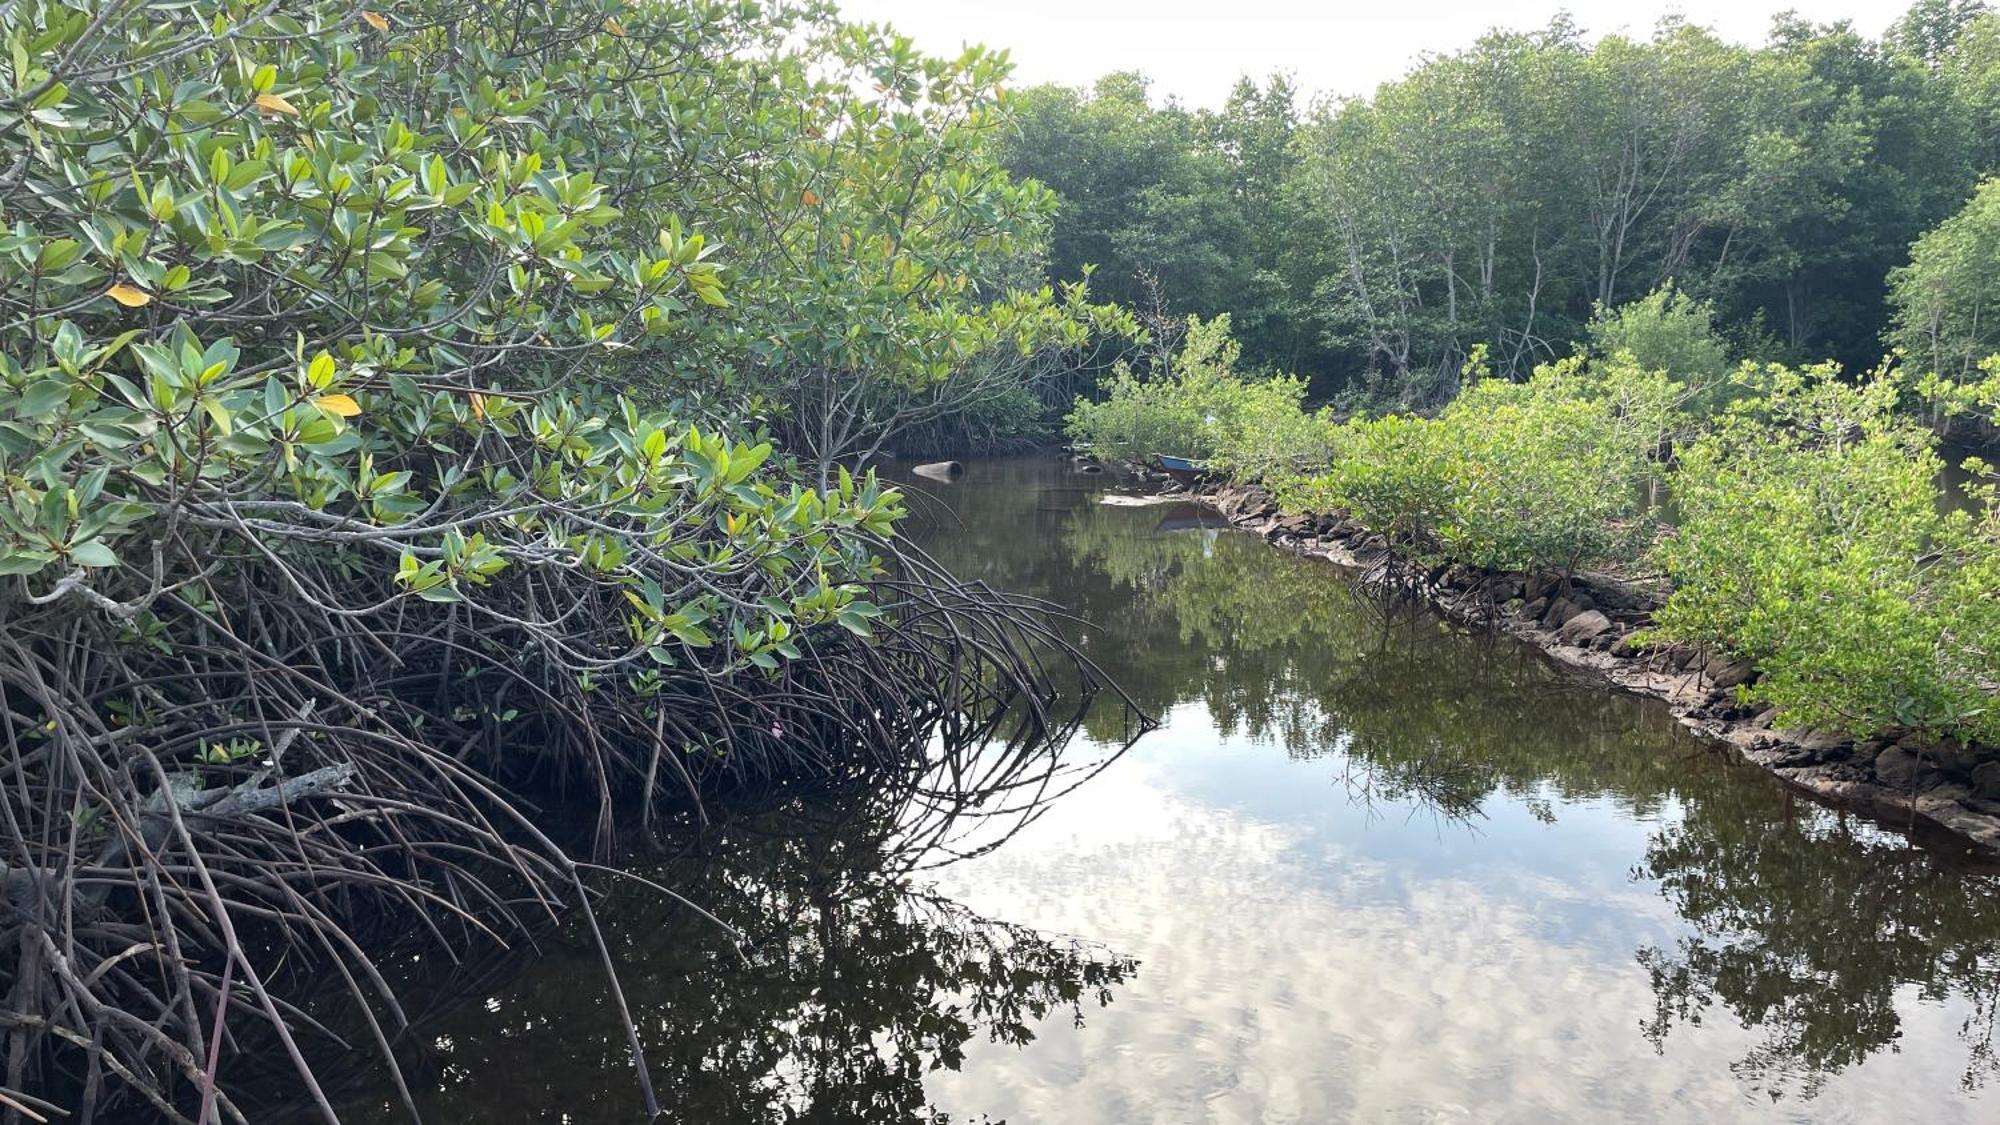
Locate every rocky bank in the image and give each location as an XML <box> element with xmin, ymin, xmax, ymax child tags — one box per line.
<box><xmin>1154</xmin><ymin>473</ymin><xmax>2000</xmax><ymax>859</ymax></box>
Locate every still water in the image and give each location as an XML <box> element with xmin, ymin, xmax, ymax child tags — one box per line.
<box><xmin>343</xmin><ymin>457</ymin><xmax>2000</xmax><ymax>1123</ymax></box>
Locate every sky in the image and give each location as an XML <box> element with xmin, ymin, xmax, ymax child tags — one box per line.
<box><xmin>832</xmin><ymin>0</ymin><xmax>1922</xmax><ymax>108</ymax></box>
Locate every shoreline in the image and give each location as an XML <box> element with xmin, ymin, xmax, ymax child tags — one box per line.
<box><xmin>1120</xmin><ymin>467</ymin><xmax>2000</xmax><ymax>861</ymax></box>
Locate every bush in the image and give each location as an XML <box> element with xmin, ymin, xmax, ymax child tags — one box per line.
<box><xmin>1432</xmin><ymin>359</ymin><xmax>1674</xmax><ymax>571</ymax></box>
<box><xmin>1065</xmin><ymin>313</ymin><xmax>1319</xmax><ymax>468</ymax></box>
<box><xmin>1279</xmin><ymin>413</ymin><xmax>1452</xmax><ymax>550</ymax></box>
<box><xmin>1650</xmin><ymin>365</ymin><xmax>2000</xmax><ymax>744</ymax></box>
<box><xmin>1284</xmin><ymin>357</ymin><xmax>1675</xmax><ymax>572</ymax></box>
<box><xmin>1587</xmin><ymin>282</ymin><xmax>1734</xmax><ymax>396</ymax></box>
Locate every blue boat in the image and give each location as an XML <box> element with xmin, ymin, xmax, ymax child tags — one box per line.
<box><xmin>1152</xmin><ymin>453</ymin><xmax>1207</xmax><ymax>482</ymax></box>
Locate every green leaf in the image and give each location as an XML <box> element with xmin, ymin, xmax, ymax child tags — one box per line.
<box><xmin>68</xmin><ymin>539</ymin><xmax>118</xmax><ymax>568</ymax></box>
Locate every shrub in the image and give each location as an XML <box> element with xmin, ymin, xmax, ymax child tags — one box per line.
<box><xmin>1650</xmin><ymin>365</ymin><xmax>2000</xmax><ymax>744</ymax></box>
<box><xmin>1431</xmin><ymin>359</ymin><xmax>1674</xmax><ymax>572</ymax></box>
<box><xmin>0</xmin><ymin>2</ymin><xmax>1108</xmax><ymax>1117</ymax></box>
<box><xmin>1587</xmin><ymin>282</ymin><xmax>1734</xmax><ymax>402</ymax></box>
<box><xmin>1283</xmin><ymin>357</ymin><xmax>1675</xmax><ymax>572</ymax></box>
<box><xmin>1281</xmin><ymin>413</ymin><xmax>1453</xmax><ymax>552</ymax></box>
<box><xmin>1065</xmin><ymin>313</ymin><xmax>1313</xmax><ymax>466</ymax></box>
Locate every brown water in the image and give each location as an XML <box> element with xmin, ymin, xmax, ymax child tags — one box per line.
<box><xmin>331</xmin><ymin>457</ymin><xmax>2000</xmax><ymax>1123</ymax></box>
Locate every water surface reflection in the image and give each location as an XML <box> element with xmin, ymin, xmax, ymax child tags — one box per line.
<box><xmin>336</xmin><ymin>457</ymin><xmax>2000</xmax><ymax>1122</ymax></box>
<box><xmin>913</xmin><ymin>458</ymin><xmax>2000</xmax><ymax>1123</ymax></box>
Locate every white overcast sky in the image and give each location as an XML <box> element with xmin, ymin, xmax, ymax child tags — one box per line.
<box><xmin>832</xmin><ymin>0</ymin><xmax>1920</xmax><ymax>107</ymax></box>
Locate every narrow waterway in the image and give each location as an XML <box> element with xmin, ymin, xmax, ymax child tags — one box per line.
<box><xmin>337</xmin><ymin>457</ymin><xmax>2000</xmax><ymax>1123</ymax></box>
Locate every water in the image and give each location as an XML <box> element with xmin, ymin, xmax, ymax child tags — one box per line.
<box><xmin>335</xmin><ymin>457</ymin><xmax>2000</xmax><ymax>1123</ymax></box>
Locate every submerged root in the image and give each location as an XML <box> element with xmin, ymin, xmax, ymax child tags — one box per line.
<box><xmin>0</xmin><ymin>529</ymin><xmax>1139</xmax><ymax>1122</ymax></box>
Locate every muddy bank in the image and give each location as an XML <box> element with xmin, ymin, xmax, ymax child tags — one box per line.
<box><xmin>1132</xmin><ymin>470</ymin><xmax>2000</xmax><ymax>858</ymax></box>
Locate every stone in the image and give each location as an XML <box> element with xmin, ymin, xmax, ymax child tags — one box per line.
<box><xmin>1521</xmin><ymin>597</ymin><xmax>1549</xmax><ymax>621</ymax></box>
<box><xmin>1704</xmin><ymin>656</ymin><xmax>1755</xmax><ymax>691</ymax></box>
<box><xmin>1874</xmin><ymin>746</ymin><xmax>1945</xmax><ymax>792</ymax></box>
<box><xmin>1557</xmin><ymin>609</ymin><xmax>1614</xmax><ymax>646</ymax></box>
<box><xmin>1610</xmin><ymin>633</ymin><xmax>1644</xmax><ymax>658</ymax></box>
<box><xmin>1440</xmin><ymin>564</ymin><xmax>1480</xmax><ymax>591</ymax></box>
<box><xmin>1970</xmin><ymin>761</ymin><xmax>2000</xmax><ymax>801</ymax></box>
<box><xmin>1927</xmin><ymin>738</ymin><xmax>1983</xmax><ymax>777</ymax></box>
<box><xmin>1584</xmin><ymin>578</ymin><xmax>1658</xmax><ymax>616</ymax></box>
<box><xmin>1542</xmin><ymin>597</ymin><xmax>1580</xmax><ymax>628</ymax></box>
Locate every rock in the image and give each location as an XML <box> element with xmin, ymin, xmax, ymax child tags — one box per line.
<box><xmin>1542</xmin><ymin>597</ymin><xmax>1582</xmax><ymax>629</ymax></box>
<box><xmin>1582</xmin><ymin>577</ymin><xmax>1659</xmax><ymax>616</ymax></box>
<box><xmin>1521</xmin><ymin>597</ymin><xmax>1549</xmax><ymax>621</ymax></box>
<box><xmin>1557</xmin><ymin>609</ymin><xmax>1614</xmax><ymax>646</ymax></box>
<box><xmin>1704</xmin><ymin>656</ymin><xmax>1755</xmax><ymax>691</ymax></box>
<box><xmin>1440</xmin><ymin>564</ymin><xmax>1480</xmax><ymax>591</ymax></box>
<box><xmin>1970</xmin><ymin>761</ymin><xmax>2000</xmax><ymax>801</ymax></box>
<box><xmin>1874</xmin><ymin>746</ymin><xmax>1945</xmax><ymax>792</ymax></box>
<box><xmin>1486</xmin><ymin>576</ymin><xmax>1525</xmax><ymax>602</ymax></box>
<box><xmin>1525</xmin><ymin>572</ymin><xmax>1562</xmax><ymax>602</ymax></box>
<box><xmin>1610</xmin><ymin>633</ymin><xmax>1643</xmax><ymax>658</ymax></box>
<box><xmin>1928</xmin><ymin>739</ymin><xmax>1984</xmax><ymax>777</ymax></box>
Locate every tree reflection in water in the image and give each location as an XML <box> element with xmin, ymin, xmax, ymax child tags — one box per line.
<box><xmin>282</xmin><ymin>558</ymin><xmax>1147</xmax><ymax>1125</ymax></box>
<box><xmin>309</xmin><ymin>781</ymin><xmax>1136</xmax><ymax>1123</ymax></box>
<box><xmin>1637</xmin><ymin>806</ymin><xmax>2000</xmax><ymax>1102</ymax></box>
<box><xmin>908</xmin><ymin>463</ymin><xmax>2000</xmax><ymax>1106</ymax></box>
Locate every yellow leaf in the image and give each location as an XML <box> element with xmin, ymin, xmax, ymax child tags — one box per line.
<box><xmin>801</xmin><ymin>189</ymin><xmax>819</xmax><ymax>206</ymax></box>
<box><xmin>603</xmin><ymin>16</ymin><xmax>625</xmax><ymax>36</ymax></box>
<box><xmin>313</xmin><ymin>393</ymin><xmax>361</xmax><ymax>418</ymax></box>
<box><xmin>362</xmin><ymin>10</ymin><xmax>389</xmax><ymax>31</ymax></box>
<box><xmin>106</xmin><ymin>284</ymin><xmax>151</xmax><ymax>308</ymax></box>
<box><xmin>254</xmin><ymin>93</ymin><xmax>300</xmax><ymax>117</ymax></box>
<box><xmin>469</xmin><ymin>392</ymin><xmax>489</xmax><ymax>421</ymax></box>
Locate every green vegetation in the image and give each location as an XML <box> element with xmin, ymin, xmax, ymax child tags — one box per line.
<box><xmin>10</xmin><ymin>0</ymin><xmax>2000</xmax><ymax>1115</ymax></box>
<box><xmin>1062</xmin><ymin>314</ymin><xmax>1330</xmax><ymax>475</ymax></box>
<box><xmin>1068</xmin><ymin>314</ymin><xmax>2000</xmax><ymax>749</ymax></box>
<box><xmin>1008</xmin><ymin>7</ymin><xmax>2000</xmax><ymax>404</ymax></box>
<box><xmin>1649</xmin><ymin>368</ymin><xmax>2000</xmax><ymax>743</ymax></box>
<box><xmin>1586</xmin><ymin>283</ymin><xmax>1738</xmax><ymax>412</ymax></box>
<box><xmin>1045</xmin><ymin>0</ymin><xmax>2000</xmax><ymax>760</ymax></box>
<box><xmin>1889</xmin><ymin>177</ymin><xmax>2000</xmax><ymax>409</ymax></box>
<box><xmin>0</xmin><ymin>2</ymin><xmax>1132</xmax><ymax>1119</ymax></box>
<box><xmin>1283</xmin><ymin>357</ymin><xmax>1679</xmax><ymax>572</ymax></box>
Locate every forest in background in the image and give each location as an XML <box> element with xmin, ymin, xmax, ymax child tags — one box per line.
<box><xmin>1004</xmin><ymin>0</ymin><xmax>2000</xmax><ymax>409</ymax></box>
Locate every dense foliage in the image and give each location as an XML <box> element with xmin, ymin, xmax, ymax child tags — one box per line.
<box><xmin>1069</xmin><ymin>314</ymin><xmax>2000</xmax><ymax>747</ymax></box>
<box><xmin>1073</xmin><ymin>324</ymin><xmax>1677</xmax><ymax>573</ymax></box>
<box><xmin>1008</xmin><ymin>6</ymin><xmax>2000</xmax><ymax>406</ymax></box>
<box><xmin>1888</xmin><ymin>176</ymin><xmax>2000</xmax><ymax>417</ymax></box>
<box><xmin>1062</xmin><ymin>314</ymin><xmax>1329</xmax><ymax>474</ymax></box>
<box><xmin>1585</xmin><ymin>283</ymin><xmax>1737</xmax><ymax>411</ymax></box>
<box><xmin>1649</xmin><ymin>369</ymin><xmax>2000</xmax><ymax>743</ymax></box>
<box><xmin>0</xmin><ymin>2</ymin><xmax>1130</xmax><ymax>1120</ymax></box>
